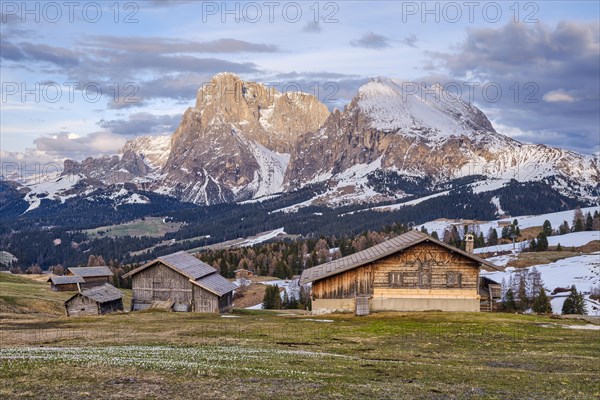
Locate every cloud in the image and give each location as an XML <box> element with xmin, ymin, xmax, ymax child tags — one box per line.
<box><xmin>350</xmin><ymin>32</ymin><xmax>391</xmax><ymax>49</ymax></box>
<box><xmin>401</xmin><ymin>34</ymin><xmax>418</xmax><ymax>48</ymax></box>
<box><xmin>426</xmin><ymin>21</ymin><xmax>600</xmax><ymax>154</ymax></box>
<box><xmin>98</xmin><ymin>113</ymin><xmax>181</xmax><ymax>135</ymax></box>
<box><xmin>543</xmin><ymin>89</ymin><xmax>576</xmax><ymax>103</ymax></box>
<box><xmin>302</xmin><ymin>21</ymin><xmax>321</xmax><ymax>33</ymax></box>
<box><xmin>81</xmin><ymin>36</ymin><xmax>279</xmax><ymax>53</ymax></box>
<box><xmin>33</xmin><ymin>131</ymin><xmax>127</xmax><ymax>159</ymax></box>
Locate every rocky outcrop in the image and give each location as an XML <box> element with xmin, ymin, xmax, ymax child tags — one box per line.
<box><xmin>159</xmin><ymin>72</ymin><xmax>329</xmax><ymax>204</ymax></box>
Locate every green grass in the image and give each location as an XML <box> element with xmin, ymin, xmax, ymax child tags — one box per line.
<box><xmin>1</xmin><ymin>309</ymin><xmax>598</xmax><ymax>399</ymax></box>
<box><xmin>1</xmin><ymin>273</ymin><xmax>598</xmax><ymax>399</ymax></box>
<box><xmin>83</xmin><ymin>217</ymin><xmax>183</xmax><ymax>238</ymax></box>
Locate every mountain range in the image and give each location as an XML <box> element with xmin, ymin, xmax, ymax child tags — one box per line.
<box><xmin>6</xmin><ymin>73</ymin><xmax>600</xmax><ymax>215</ymax></box>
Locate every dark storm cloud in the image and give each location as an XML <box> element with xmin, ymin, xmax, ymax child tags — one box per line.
<box><xmin>98</xmin><ymin>113</ymin><xmax>181</xmax><ymax>135</ymax></box>
<box><xmin>350</xmin><ymin>32</ymin><xmax>391</xmax><ymax>49</ymax></box>
<box><xmin>427</xmin><ymin>21</ymin><xmax>600</xmax><ymax>154</ymax></box>
<box><xmin>81</xmin><ymin>36</ymin><xmax>279</xmax><ymax>54</ymax></box>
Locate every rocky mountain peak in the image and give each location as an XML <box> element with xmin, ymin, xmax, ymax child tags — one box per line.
<box><xmin>160</xmin><ymin>73</ymin><xmax>330</xmax><ymax>204</ymax></box>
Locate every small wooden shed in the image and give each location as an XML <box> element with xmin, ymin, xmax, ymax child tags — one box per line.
<box><xmin>47</xmin><ymin>275</ymin><xmax>85</xmax><ymax>292</ymax></box>
<box><xmin>64</xmin><ymin>283</ymin><xmax>123</xmax><ymax>317</ymax></box>
<box><xmin>122</xmin><ymin>251</ymin><xmax>237</xmax><ymax>313</ymax></box>
<box><xmin>66</xmin><ymin>266</ymin><xmax>113</xmax><ymax>288</ymax></box>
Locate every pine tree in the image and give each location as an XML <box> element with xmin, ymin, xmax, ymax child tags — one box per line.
<box><xmin>556</xmin><ymin>243</ymin><xmax>562</xmax><ymax>252</ymax></box>
<box><xmin>529</xmin><ymin>238</ymin><xmax>537</xmax><ymax>252</ymax></box>
<box><xmin>585</xmin><ymin>212</ymin><xmax>593</xmax><ymax>231</ymax></box>
<box><xmin>487</xmin><ymin>227</ymin><xmax>498</xmax><ymax>246</ymax></box>
<box><xmin>517</xmin><ymin>271</ymin><xmax>529</xmax><ymax>311</ymax></box>
<box><xmin>561</xmin><ymin>285</ymin><xmax>587</xmax><ymax>315</ymax></box>
<box><xmin>536</xmin><ymin>232</ymin><xmax>548</xmax><ymax>251</ymax></box>
<box><xmin>559</xmin><ymin>220</ymin><xmax>570</xmax><ymax>235</ymax></box>
<box><xmin>542</xmin><ymin>220</ymin><xmax>553</xmax><ymax>236</ymax></box>
<box><xmin>431</xmin><ymin>231</ymin><xmax>439</xmax><ymax>240</ymax></box>
<box><xmin>532</xmin><ymin>289</ymin><xmax>553</xmax><ymax>314</ymax></box>
<box><xmin>262</xmin><ymin>285</ymin><xmax>282</xmax><ymax>309</ymax></box>
<box><xmin>503</xmin><ymin>289</ymin><xmax>517</xmax><ymax>312</ymax></box>
<box><xmin>573</xmin><ymin>207</ymin><xmax>585</xmax><ymax>232</ymax></box>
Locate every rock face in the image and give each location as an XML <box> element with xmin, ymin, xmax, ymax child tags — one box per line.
<box><xmin>284</xmin><ymin>78</ymin><xmax>599</xmax><ymax>205</ymax></box>
<box><xmin>55</xmin><ymin>74</ymin><xmax>599</xmax><ymax>207</ymax></box>
<box><xmin>158</xmin><ymin>73</ymin><xmax>329</xmax><ymax>204</ymax></box>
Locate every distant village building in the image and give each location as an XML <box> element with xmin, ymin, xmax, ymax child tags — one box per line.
<box><xmin>66</xmin><ymin>266</ymin><xmax>113</xmax><ymax>288</ymax></box>
<box><xmin>47</xmin><ymin>275</ymin><xmax>85</xmax><ymax>292</ymax></box>
<box><xmin>64</xmin><ymin>283</ymin><xmax>123</xmax><ymax>317</ymax></box>
<box><xmin>300</xmin><ymin>230</ymin><xmax>502</xmax><ymax>314</ymax></box>
<box><xmin>123</xmin><ymin>251</ymin><xmax>236</xmax><ymax>313</ymax></box>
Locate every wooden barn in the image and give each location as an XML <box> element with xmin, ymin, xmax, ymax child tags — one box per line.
<box><xmin>66</xmin><ymin>266</ymin><xmax>113</xmax><ymax>288</ymax></box>
<box><xmin>300</xmin><ymin>230</ymin><xmax>502</xmax><ymax>314</ymax></box>
<box><xmin>64</xmin><ymin>283</ymin><xmax>123</xmax><ymax>317</ymax></box>
<box><xmin>47</xmin><ymin>275</ymin><xmax>85</xmax><ymax>292</ymax></box>
<box><xmin>122</xmin><ymin>251</ymin><xmax>237</xmax><ymax>313</ymax></box>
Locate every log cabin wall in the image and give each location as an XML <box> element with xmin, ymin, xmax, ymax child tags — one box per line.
<box><xmin>312</xmin><ymin>242</ymin><xmax>481</xmax><ymax>313</ymax></box>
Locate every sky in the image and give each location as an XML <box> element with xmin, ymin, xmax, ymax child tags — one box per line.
<box><xmin>1</xmin><ymin>0</ymin><xmax>599</xmax><ymax>171</ymax></box>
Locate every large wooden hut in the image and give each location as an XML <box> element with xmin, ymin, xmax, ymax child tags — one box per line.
<box><xmin>65</xmin><ymin>283</ymin><xmax>123</xmax><ymax>317</ymax></box>
<box><xmin>300</xmin><ymin>230</ymin><xmax>502</xmax><ymax>314</ymax></box>
<box><xmin>66</xmin><ymin>266</ymin><xmax>113</xmax><ymax>288</ymax></box>
<box><xmin>122</xmin><ymin>251</ymin><xmax>236</xmax><ymax>313</ymax></box>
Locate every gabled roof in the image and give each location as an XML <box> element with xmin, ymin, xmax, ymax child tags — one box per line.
<box><xmin>47</xmin><ymin>275</ymin><xmax>84</xmax><ymax>285</ymax></box>
<box><xmin>66</xmin><ymin>283</ymin><xmax>123</xmax><ymax>304</ymax></box>
<box><xmin>68</xmin><ymin>266</ymin><xmax>113</xmax><ymax>278</ymax></box>
<box><xmin>122</xmin><ymin>251</ymin><xmax>216</xmax><ymax>280</ymax></box>
<box><xmin>300</xmin><ymin>230</ymin><xmax>501</xmax><ymax>284</ymax></box>
<box><xmin>191</xmin><ymin>273</ymin><xmax>238</xmax><ymax>297</ymax></box>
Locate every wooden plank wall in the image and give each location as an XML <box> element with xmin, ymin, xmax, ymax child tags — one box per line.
<box><xmin>131</xmin><ymin>263</ymin><xmax>193</xmax><ymax>304</ymax></box>
<box><xmin>193</xmin><ymin>285</ymin><xmax>218</xmax><ymax>313</ymax></box>
<box><xmin>66</xmin><ymin>295</ymin><xmax>98</xmax><ymax>317</ymax></box>
<box><xmin>313</xmin><ymin>242</ymin><xmax>480</xmax><ymax>299</ymax></box>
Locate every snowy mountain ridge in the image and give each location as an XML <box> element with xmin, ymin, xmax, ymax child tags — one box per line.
<box><xmin>12</xmin><ymin>73</ymin><xmax>599</xmax><ymax>212</ymax></box>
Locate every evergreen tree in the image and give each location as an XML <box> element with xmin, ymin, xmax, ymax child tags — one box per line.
<box><xmin>529</xmin><ymin>238</ymin><xmax>537</xmax><ymax>252</ymax></box>
<box><xmin>542</xmin><ymin>220</ymin><xmax>553</xmax><ymax>236</ymax></box>
<box><xmin>573</xmin><ymin>207</ymin><xmax>585</xmax><ymax>232</ymax></box>
<box><xmin>532</xmin><ymin>289</ymin><xmax>553</xmax><ymax>314</ymax></box>
<box><xmin>561</xmin><ymin>285</ymin><xmax>587</xmax><ymax>315</ymax></box>
<box><xmin>262</xmin><ymin>285</ymin><xmax>282</xmax><ymax>309</ymax></box>
<box><xmin>585</xmin><ymin>212</ymin><xmax>593</xmax><ymax>231</ymax></box>
<box><xmin>487</xmin><ymin>227</ymin><xmax>498</xmax><ymax>246</ymax></box>
<box><xmin>556</xmin><ymin>243</ymin><xmax>562</xmax><ymax>252</ymax></box>
<box><xmin>430</xmin><ymin>231</ymin><xmax>439</xmax><ymax>240</ymax></box>
<box><xmin>559</xmin><ymin>220</ymin><xmax>570</xmax><ymax>235</ymax></box>
<box><xmin>503</xmin><ymin>289</ymin><xmax>517</xmax><ymax>312</ymax></box>
<box><xmin>536</xmin><ymin>232</ymin><xmax>548</xmax><ymax>251</ymax></box>
<box><xmin>517</xmin><ymin>271</ymin><xmax>529</xmax><ymax>311</ymax></box>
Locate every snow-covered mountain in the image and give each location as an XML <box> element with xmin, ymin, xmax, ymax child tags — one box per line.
<box><xmin>284</xmin><ymin>78</ymin><xmax>599</xmax><ymax>207</ymax></box>
<box><xmin>14</xmin><ymin>74</ymin><xmax>599</xmax><ymax>212</ymax></box>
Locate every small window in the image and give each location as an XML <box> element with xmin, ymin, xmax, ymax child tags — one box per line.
<box><xmin>388</xmin><ymin>272</ymin><xmax>403</xmax><ymax>287</ymax></box>
<box><xmin>447</xmin><ymin>272</ymin><xmax>462</xmax><ymax>287</ymax></box>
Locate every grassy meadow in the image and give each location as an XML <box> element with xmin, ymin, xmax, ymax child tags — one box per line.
<box><xmin>1</xmin><ymin>274</ymin><xmax>599</xmax><ymax>399</ymax></box>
